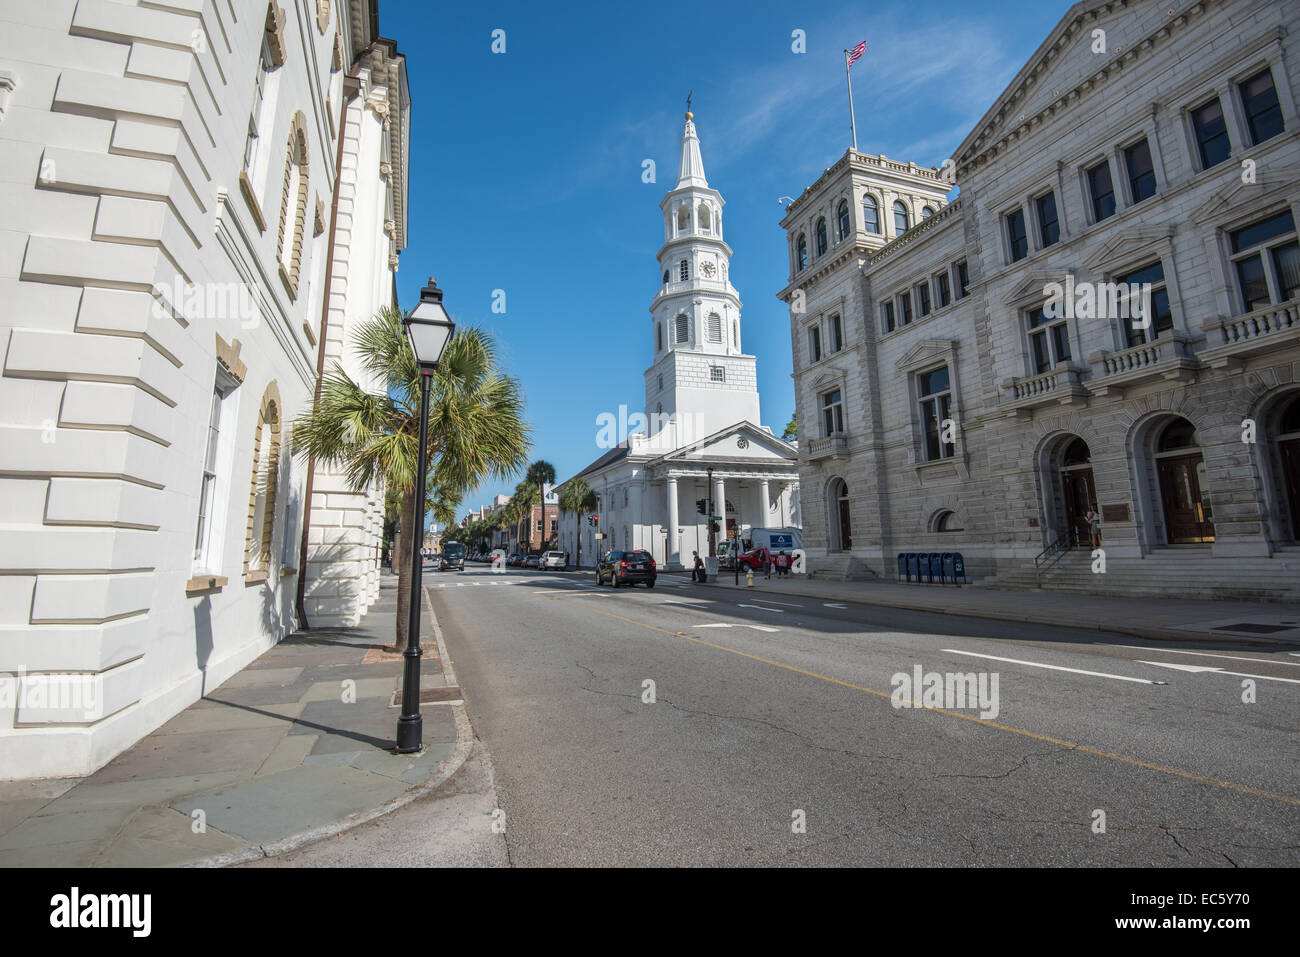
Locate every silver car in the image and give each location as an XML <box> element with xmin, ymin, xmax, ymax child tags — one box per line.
<box><xmin>540</xmin><ymin>551</ymin><xmax>567</xmax><ymax>570</ymax></box>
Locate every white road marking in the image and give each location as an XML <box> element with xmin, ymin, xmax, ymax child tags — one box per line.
<box><xmin>1110</xmin><ymin>647</ymin><xmax>1300</xmax><ymax>668</ymax></box>
<box><xmin>738</xmin><ymin>604</ymin><xmax>784</xmax><ymax>613</ymax></box>
<box><xmin>1139</xmin><ymin>661</ymin><xmax>1300</xmax><ymax>684</ymax></box>
<box><xmin>695</xmin><ymin>623</ymin><xmax>780</xmax><ymax>633</ymax></box>
<box><xmin>747</xmin><ymin>598</ymin><xmax>805</xmax><ymax>608</ymax></box>
<box><xmin>823</xmin><ymin>602</ymin><xmax>847</xmax><ymax>609</ymax></box>
<box><xmin>942</xmin><ymin>649</ymin><xmax>1160</xmax><ymax>685</ymax></box>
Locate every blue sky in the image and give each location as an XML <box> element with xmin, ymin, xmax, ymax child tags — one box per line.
<box><xmin>380</xmin><ymin>0</ymin><xmax>1072</xmax><ymax>523</ymax></box>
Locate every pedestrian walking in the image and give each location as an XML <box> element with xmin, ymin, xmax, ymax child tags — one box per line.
<box><xmin>763</xmin><ymin>548</ymin><xmax>771</xmax><ymax>580</ymax></box>
<box><xmin>691</xmin><ymin>550</ymin><xmax>705</xmax><ymax>583</ymax></box>
<box><xmin>1086</xmin><ymin>504</ymin><xmax>1102</xmax><ymax>549</ymax></box>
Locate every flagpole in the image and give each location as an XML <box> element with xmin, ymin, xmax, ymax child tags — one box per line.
<box><xmin>844</xmin><ymin>49</ymin><xmax>858</xmax><ymax>152</ymax></box>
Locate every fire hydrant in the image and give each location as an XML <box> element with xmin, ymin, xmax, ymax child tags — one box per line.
<box><xmin>746</xmin><ymin>567</ymin><xmax>754</xmax><ymax>587</ymax></box>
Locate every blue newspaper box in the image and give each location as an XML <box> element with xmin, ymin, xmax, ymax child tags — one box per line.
<box><xmin>952</xmin><ymin>552</ymin><xmax>966</xmax><ymax>584</ymax></box>
<box><xmin>940</xmin><ymin>552</ymin><xmax>954</xmax><ymax>583</ymax></box>
<box><xmin>905</xmin><ymin>553</ymin><xmax>919</xmax><ymax>582</ymax></box>
<box><xmin>927</xmin><ymin>552</ymin><xmax>943</xmax><ymax>583</ymax></box>
<box><xmin>896</xmin><ymin>553</ymin><xmax>907</xmax><ymax>581</ymax></box>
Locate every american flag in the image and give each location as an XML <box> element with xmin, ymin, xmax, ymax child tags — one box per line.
<box><xmin>847</xmin><ymin>40</ymin><xmax>866</xmax><ymax>66</ymax></box>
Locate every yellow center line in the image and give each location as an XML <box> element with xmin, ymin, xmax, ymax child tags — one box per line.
<box><xmin>549</xmin><ymin>595</ymin><xmax>1300</xmax><ymax>810</ymax></box>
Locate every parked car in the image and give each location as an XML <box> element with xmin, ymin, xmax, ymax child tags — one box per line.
<box><xmin>540</xmin><ymin>551</ymin><xmax>567</xmax><ymax>570</ymax></box>
<box><xmin>524</xmin><ymin>554</ymin><xmax>540</xmax><ymax>569</ymax></box>
<box><xmin>508</xmin><ymin>554</ymin><xmax>522</xmax><ymax>567</ymax></box>
<box><xmin>597</xmin><ymin>549</ymin><xmax>657</xmax><ymax>588</ymax></box>
<box><xmin>735</xmin><ymin>547</ymin><xmax>771</xmax><ymax>571</ymax></box>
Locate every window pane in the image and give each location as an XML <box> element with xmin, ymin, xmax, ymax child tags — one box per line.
<box><xmin>1087</xmin><ymin>161</ymin><xmax>1115</xmax><ymax>221</ymax></box>
<box><xmin>936</xmin><ymin>272</ymin><xmax>951</xmax><ymax>307</ymax></box>
<box><xmin>923</xmin><ymin>398</ymin><xmax>940</xmax><ymax>460</ymax></box>
<box><xmin>1240</xmin><ymin>69</ymin><xmax>1284</xmax><ymax>145</ymax></box>
<box><xmin>1052</xmin><ymin>323</ymin><xmax>1072</xmax><ymax>363</ymax></box>
<box><xmin>1006</xmin><ymin>209</ymin><xmax>1028</xmax><ymax>261</ymax></box>
<box><xmin>1192</xmin><ymin>98</ymin><xmax>1231</xmax><ymax>169</ymax></box>
<box><xmin>1119</xmin><ymin>260</ymin><xmax>1165</xmax><ymax>287</ymax></box>
<box><xmin>919</xmin><ymin>366</ymin><xmax>949</xmax><ymax>396</ymax></box>
<box><xmin>1125</xmin><ymin>139</ymin><xmax>1156</xmax><ymax>202</ymax></box>
<box><xmin>1031</xmin><ymin>332</ymin><xmax>1051</xmax><ymax>373</ymax></box>
<box><xmin>1273</xmin><ymin>241</ymin><xmax>1300</xmax><ymax>302</ymax></box>
<box><xmin>899</xmin><ymin>293</ymin><xmax>912</xmax><ymax>324</ymax></box>
<box><xmin>831</xmin><ymin>315</ymin><xmax>843</xmax><ymax>351</ymax></box>
<box><xmin>894</xmin><ymin>201</ymin><xmax>909</xmax><ymax>234</ymax></box>
<box><xmin>1036</xmin><ymin>193</ymin><xmax>1059</xmax><ymax>247</ymax></box>
<box><xmin>882</xmin><ymin>301</ymin><xmax>895</xmax><ymax>332</ymax></box>
<box><xmin>1236</xmin><ymin>255</ymin><xmax>1269</xmax><ymax>311</ymax></box>
<box><xmin>1231</xmin><ymin>211</ymin><xmax>1295</xmax><ymax>252</ymax></box>
<box><xmin>956</xmin><ymin>261</ymin><xmax>969</xmax><ymax>297</ymax></box>
<box><xmin>917</xmin><ymin>283</ymin><xmax>930</xmax><ymax>316</ymax></box>
<box><xmin>863</xmin><ymin>196</ymin><xmax>878</xmax><ymax>233</ymax></box>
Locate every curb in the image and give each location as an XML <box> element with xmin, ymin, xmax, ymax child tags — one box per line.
<box><xmin>191</xmin><ymin>586</ymin><xmax>475</xmax><ymax>868</ymax></box>
<box><xmin>666</xmin><ymin>574</ymin><xmax>1300</xmax><ymax>648</ymax></box>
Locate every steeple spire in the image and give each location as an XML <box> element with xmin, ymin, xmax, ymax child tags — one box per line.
<box><xmin>676</xmin><ymin>105</ymin><xmax>708</xmax><ymax>189</ymax></box>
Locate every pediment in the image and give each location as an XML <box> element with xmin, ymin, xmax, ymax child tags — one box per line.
<box><xmin>1084</xmin><ymin>226</ymin><xmax>1174</xmax><ymax>271</ymax></box>
<box><xmin>896</xmin><ymin>338</ymin><xmax>957</xmax><ymax>372</ymax></box>
<box><xmin>1190</xmin><ymin>169</ymin><xmax>1300</xmax><ymax>226</ymax></box>
<box><xmin>651</xmin><ymin>420</ymin><xmax>797</xmax><ymax>464</ymax></box>
<box><xmin>1004</xmin><ymin>270</ymin><xmax>1068</xmax><ymax>305</ymax></box>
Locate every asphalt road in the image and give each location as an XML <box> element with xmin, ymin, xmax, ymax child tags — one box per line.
<box><xmin>427</xmin><ymin>565</ymin><xmax>1299</xmax><ymax>867</ymax></box>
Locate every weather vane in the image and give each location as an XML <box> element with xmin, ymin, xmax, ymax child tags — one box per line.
<box><xmin>686</xmin><ymin>90</ymin><xmax>692</xmax><ymax>115</ymax></box>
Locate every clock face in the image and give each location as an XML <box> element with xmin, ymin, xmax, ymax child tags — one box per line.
<box><xmin>701</xmin><ymin>261</ymin><xmax>716</xmax><ymax>278</ymax></box>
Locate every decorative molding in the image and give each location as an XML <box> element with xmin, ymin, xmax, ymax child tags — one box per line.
<box><xmin>0</xmin><ymin>70</ymin><xmax>16</xmax><ymax>123</ymax></box>
<box><xmin>275</xmin><ymin>112</ymin><xmax>310</xmax><ymax>300</ymax></box>
<box><xmin>316</xmin><ymin>0</ymin><xmax>330</xmax><ymax>34</ymax></box>
<box><xmin>243</xmin><ymin>381</ymin><xmax>282</xmax><ymax>578</ymax></box>
<box><xmin>214</xmin><ymin>333</ymin><xmax>248</xmax><ymax>383</ymax></box>
<box><xmin>332</xmin><ymin>31</ymin><xmax>345</xmax><ymax>71</ymax></box>
<box><xmin>313</xmin><ymin>195</ymin><xmax>326</xmax><ymax>235</ymax></box>
<box><xmin>238</xmin><ymin>170</ymin><xmax>267</xmax><ymax>232</ymax></box>
<box><xmin>264</xmin><ymin>1</ymin><xmax>288</xmax><ymax>68</ymax></box>
<box><xmin>185</xmin><ymin>575</ymin><xmax>227</xmax><ymax>595</ymax></box>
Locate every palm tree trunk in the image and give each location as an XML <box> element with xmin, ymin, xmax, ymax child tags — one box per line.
<box><xmin>576</xmin><ymin>511</ymin><xmax>582</xmax><ymax>569</ymax></box>
<box><xmin>393</xmin><ymin>485</ymin><xmax>417</xmax><ymax>651</ymax></box>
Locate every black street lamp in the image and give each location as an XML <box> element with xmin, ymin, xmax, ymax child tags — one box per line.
<box><xmin>396</xmin><ymin>278</ymin><xmax>455</xmax><ymax>754</ymax></box>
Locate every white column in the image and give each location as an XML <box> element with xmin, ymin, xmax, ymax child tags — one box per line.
<box><xmin>713</xmin><ymin>475</ymin><xmax>726</xmax><ymax>531</ymax></box>
<box><xmin>759</xmin><ymin>479</ymin><xmax>771</xmax><ymax>525</ymax></box>
<box><xmin>666</xmin><ymin>477</ymin><xmax>680</xmax><ymax>569</ymax></box>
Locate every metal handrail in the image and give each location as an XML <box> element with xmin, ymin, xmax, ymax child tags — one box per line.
<box><xmin>1033</xmin><ymin>535</ymin><xmax>1068</xmax><ymax>586</ymax></box>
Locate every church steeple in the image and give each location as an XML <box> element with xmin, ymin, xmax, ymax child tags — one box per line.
<box><xmin>677</xmin><ymin>110</ymin><xmax>708</xmax><ymax>189</ymax></box>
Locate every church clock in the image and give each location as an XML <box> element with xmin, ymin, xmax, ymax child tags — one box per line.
<box><xmin>700</xmin><ymin>261</ymin><xmax>716</xmax><ymax>278</ymax></box>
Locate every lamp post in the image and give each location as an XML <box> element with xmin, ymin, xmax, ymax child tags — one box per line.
<box><xmin>396</xmin><ymin>278</ymin><xmax>455</xmax><ymax>754</ymax></box>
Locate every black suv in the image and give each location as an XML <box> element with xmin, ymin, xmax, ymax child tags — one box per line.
<box><xmin>597</xmin><ymin>549</ymin><xmax>657</xmax><ymax>588</ymax></box>
<box><xmin>440</xmin><ymin>542</ymin><xmax>465</xmax><ymax>571</ymax></box>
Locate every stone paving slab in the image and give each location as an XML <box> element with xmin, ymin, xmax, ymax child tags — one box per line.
<box><xmin>0</xmin><ymin>576</ymin><xmax>472</xmax><ymax>866</ymax></box>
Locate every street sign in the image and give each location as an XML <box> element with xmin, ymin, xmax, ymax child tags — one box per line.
<box><xmin>710</xmin><ymin>515</ymin><xmax>722</xmax><ymax>521</ymax></box>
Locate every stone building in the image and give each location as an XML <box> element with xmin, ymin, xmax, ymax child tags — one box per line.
<box><xmin>0</xmin><ymin>0</ymin><xmax>408</xmax><ymax>778</ymax></box>
<box><xmin>780</xmin><ymin>0</ymin><xmax>1300</xmax><ymax>597</ymax></box>
<box><xmin>559</xmin><ymin>111</ymin><xmax>801</xmax><ymax>569</ymax></box>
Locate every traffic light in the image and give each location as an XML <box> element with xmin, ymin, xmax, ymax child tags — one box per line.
<box><xmin>696</xmin><ymin>498</ymin><xmax>706</xmax><ymax>514</ymax></box>
<box><xmin>709</xmin><ymin>521</ymin><xmax>720</xmax><ymax>533</ymax></box>
<box><xmin>592</xmin><ymin>514</ymin><xmax>599</xmax><ymax>526</ymax></box>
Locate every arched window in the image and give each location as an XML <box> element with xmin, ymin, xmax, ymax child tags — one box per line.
<box><xmin>656</xmin><ymin>322</ymin><xmax>663</xmax><ymax>351</ymax></box>
<box><xmin>675</xmin><ymin>314</ymin><xmax>689</xmax><ymax>343</ymax></box>
<box><xmin>922</xmin><ymin>206</ymin><xmax>936</xmax><ymax>220</ymax></box>
<box><xmin>662</xmin><ymin>269</ymin><xmax>669</xmax><ymax>285</ymax></box>
<box><xmin>796</xmin><ymin>234</ymin><xmax>808</xmax><ymax>271</ymax></box>
<box><xmin>244</xmin><ymin>382</ymin><xmax>282</xmax><ymax>579</ymax></box>
<box><xmin>893</xmin><ymin>201</ymin><xmax>910</xmax><ymax>234</ymax></box>
<box><xmin>862</xmin><ymin>195</ymin><xmax>879</xmax><ymax>234</ymax></box>
<box><xmin>277</xmin><ymin>112</ymin><xmax>310</xmax><ymax>298</ymax></box>
<box><xmin>1158</xmin><ymin>419</ymin><xmax>1199</xmax><ymax>452</ymax></box>
<box><xmin>679</xmin><ymin>259</ymin><xmax>689</xmax><ymax>281</ymax></box>
<box><xmin>837</xmin><ymin>200</ymin><xmax>850</xmax><ymax>240</ymax></box>
<box><xmin>707</xmin><ymin>312</ymin><xmax>722</xmax><ymax>342</ymax></box>
<box><xmin>933</xmin><ymin>510</ymin><xmax>964</xmax><ymax>532</ymax></box>
<box><xmin>677</xmin><ymin>205</ymin><xmax>689</xmax><ymax>231</ymax></box>
<box><xmin>698</xmin><ymin>204</ymin><xmax>711</xmax><ymax>232</ymax></box>
<box><xmin>815</xmin><ymin>217</ymin><xmax>828</xmax><ymax>256</ymax></box>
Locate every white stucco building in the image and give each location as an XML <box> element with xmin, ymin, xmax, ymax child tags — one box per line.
<box><xmin>558</xmin><ymin>112</ymin><xmax>800</xmax><ymax>570</ymax></box>
<box><xmin>0</xmin><ymin>0</ymin><xmax>408</xmax><ymax>779</ymax></box>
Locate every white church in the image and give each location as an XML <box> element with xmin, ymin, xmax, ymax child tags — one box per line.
<box><xmin>558</xmin><ymin>110</ymin><xmax>800</xmax><ymax>570</ymax></box>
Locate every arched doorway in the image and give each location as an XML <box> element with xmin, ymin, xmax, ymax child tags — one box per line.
<box><xmin>1271</xmin><ymin>394</ymin><xmax>1300</xmax><ymax>540</ymax></box>
<box><xmin>829</xmin><ymin>479</ymin><xmax>852</xmax><ymax>551</ymax></box>
<box><xmin>1058</xmin><ymin>437</ymin><xmax>1095</xmax><ymax>547</ymax></box>
<box><xmin>1155</xmin><ymin>418</ymin><xmax>1215</xmax><ymax>543</ymax></box>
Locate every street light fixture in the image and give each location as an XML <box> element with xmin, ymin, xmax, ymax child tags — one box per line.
<box><xmin>396</xmin><ymin>277</ymin><xmax>455</xmax><ymax>754</ymax></box>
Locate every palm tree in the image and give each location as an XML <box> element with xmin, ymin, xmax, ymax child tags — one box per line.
<box><xmin>509</xmin><ymin>478</ymin><xmax>539</xmax><ymax>554</ymax></box>
<box><xmin>293</xmin><ymin>305</ymin><xmax>530</xmax><ymax>650</ymax></box>
<box><xmin>558</xmin><ymin>477</ymin><xmax>597</xmax><ymax>568</ymax></box>
<box><xmin>526</xmin><ymin>460</ymin><xmax>557</xmax><ymax>551</ymax></box>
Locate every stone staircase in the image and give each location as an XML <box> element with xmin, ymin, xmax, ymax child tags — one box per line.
<box><xmin>810</xmin><ymin>553</ymin><xmax>878</xmax><ymax>582</ymax></box>
<box><xmin>977</xmin><ymin>547</ymin><xmax>1300</xmax><ymax>601</ymax></box>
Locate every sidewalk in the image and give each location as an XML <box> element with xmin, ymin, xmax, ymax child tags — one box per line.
<box><xmin>0</xmin><ymin>575</ymin><xmax>470</xmax><ymax>867</ymax></box>
<box><xmin>667</xmin><ymin>570</ymin><xmax>1300</xmax><ymax>646</ymax></box>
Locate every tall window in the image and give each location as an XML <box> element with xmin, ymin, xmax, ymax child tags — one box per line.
<box><xmin>1086</xmin><ymin>160</ymin><xmax>1116</xmax><ymax>222</ymax></box>
<box><xmin>821</xmin><ymin>389</ymin><xmax>844</xmax><ymax>436</ymax></box>
<box><xmin>277</xmin><ymin>115</ymin><xmax>309</xmax><ymax>296</ymax></box>
<box><xmin>918</xmin><ymin>366</ymin><xmax>953</xmax><ymax>461</ymax></box>
<box><xmin>1026</xmin><ymin>306</ymin><xmax>1072</xmax><ymax>373</ymax></box>
<box><xmin>675</xmin><ymin>313</ymin><xmax>689</xmax><ymax>343</ymax></box>
<box><xmin>1120</xmin><ymin>261</ymin><xmax>1174</xmax><ymax>347</ymax></box>
<box><xmin>899</xmin><ymin>290</ymin><xmax>913</xmax><ymax>326</ymax></box>
<box><xmin>657</xmin><ymin>373</ymin><xmax>663</xmax><ymax>391</ymax></box>
<box><xmin>244</xmin><ymin>383</ymin><xmax>282</xmax><ymax>577</ymax></box>
<box><xmin>1191</xmin><ymin>98</ymin><xmax>1231</xmax><ymax>169</ymax></box>
<box><xmin>1124</xmin><ymin>138</ymin><xmax>1156</xmax><ymax>203</ymax></box>
<box><xmin>1036</xmin><ymin>192</ymin><xmax>1060</xmax><ymax>247</ymax></box>
<box><xmin>1006</xmin><ymin>208</ymin><xmax>1028</xmax><ymax>261</ymax></box>
<box><xmin>194</xmin><ymin>369</ymin><xmax>240</xmax><ymax>571</ymax></box>
<box><xmin>1239</xmin><ymin>68</ymin><xmax>1284</xmax><ymax>145</ymax></box>
<box><xmin>1230</xmin><ymin>210</ymin><xmax>1299</xmax><ymax>312</ymax></box>
<box><xmin>707</xmin><ymin>312</ymin><xmax>722</xmax><ymax>343</ymax></box>
<box><xmin>955</xmin><ymin>260</ymin><xmax>969</xmax><ymax>298</ymax></box>
<box><xmin>829</xmin><ymin>314</ymin><xmax>843</xmax><ymax>352</ymax></box>
<box><xmin>837</xmin><ymin>200</ymin><xmax>851</xmax><ymax>240</ymax></box>
<box><xmin>881</xmin><ymin>300</ymin><xmax>895</xmax><ymax>334</ymax></box>
<box><xmin>243</xmin><ymin>38</ymin><xmax>275</xmax><ymax>178</ymax></box>
<box><xmin>809</xmin><ymin>325</ymin><xmax>822</xmax><ymax>363</ymax></box>
<box><xmin>915</xmin><ymin>281</ymin><xmax>931</xmax><ymax>317</ymax></box>
<box><xmin>934</xmin><ymin>270</ymin><xmax>951</xmax><ymax>308</ymax></box>
<box><xmin>893</xmin><ymin>201</ymin><xmax>910</xmax><ymax>234</ymax></box>
<box><xmin>656</xmin><ymin>323</ymin><xmax>662</xmax><ymax>351</ymax></box>
<box><xmin>862</xmin><ymin>195</ymin><xmax>879</xmax><ymax>234</ymax></box>
<box><xmin>815</xmin><ymin>217</ymin><xmax>828</xmax><ymax>256</ymax></box>
<box><xmin>796</xmin><ymin>234</ymin><xmax>807</xmax><ymax>271</ymax></box>
<box><xmin>679</xmin><ymin>259</ymin><xmax>689</xmax><ymax>281</ymax></box>
<box><xmin>662</xmin><ymin>269</ymin><xmax>669</xmax><ymax>285</ymax></box>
